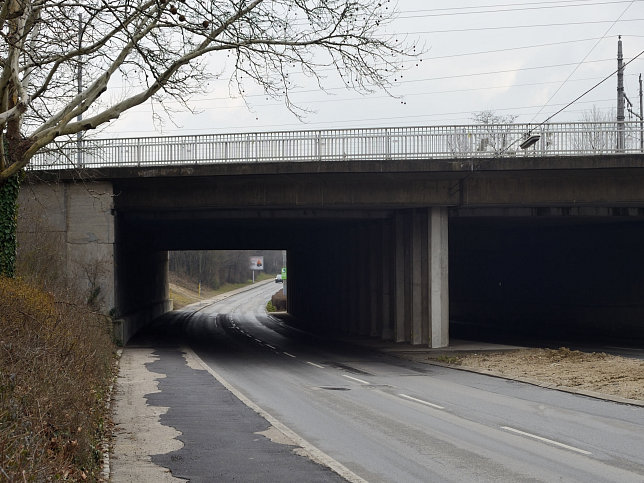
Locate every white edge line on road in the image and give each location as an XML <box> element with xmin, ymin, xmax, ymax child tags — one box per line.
<box><xmin>342</xmin><ymin>374</ymin><xmax>370</xmax><ymax>385</ymax></box>
<box><xmin>398</xmin><ymin>394</ymin><xmax>445</xmax><ymax>410</ymax></box>
<box><xmin>306</xmin><ymin>361</ymin><xmax>325</xmax><ymax>369</ymax></box>
<box><xmin>182</xmin><ymin>347</ymin><xmax>367</xmax><ymax>483</ymax></box>
<box><xmin>265</xmin><ymin>344</ymin><xmax>276</xmax><ymax>350</ymax></box>
<box><xmin>501</xmin><ymin>426</ymin><xmax>592</xmax><ymax>455</ymax></box>
<box><xmin>283</xmin><ymin>352</ymin><xmax>296</xmax><ymax>358</ymax></box>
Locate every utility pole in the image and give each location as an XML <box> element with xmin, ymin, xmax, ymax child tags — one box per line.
<box><xmin>640</xmin><ymin>74</ymin><xmax>644</xmax><ymax>153</ymax></box>
<box><xmin>77</xmin><ymin>14</ymin><xmax>83</xmax><ymax>167</ymax></box>
<box><xmin>617</xmin><ymin>35</ymin><xmax>625</xmax><ymax>152</ymax></box>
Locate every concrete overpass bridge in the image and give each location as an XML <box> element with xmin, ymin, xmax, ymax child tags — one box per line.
<box><xmin>19</xmin><ymin>121</ymin><xmax>644</xmax><ymax>345</ymax></box>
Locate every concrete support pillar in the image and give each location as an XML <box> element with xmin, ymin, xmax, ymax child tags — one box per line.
<box><xmin>330</xmin><ymin>235</ymin><xmax>345</xmax><ymax>333</ymax></box>
<box><xmin>381</xmin><ymin>219</ymin><xmax>394</xmax><ymax>340</ymax></box>
<box><xmin>358</xmin><ymin>225</ymin><xmax>371</xmax><ymax>336</ymax></box>
<box><xmin>430</xmin><ymin>207</ymin><xmax>449</xmax><ymax>348</ymax></box>
<box><xmin>411</xmin><ymin>210</ymin><xmax>425</xmax><ymax>345</ymax></box>
<box><xmin>344</xmin><ymin>230</ymin><xmax>354</xmax><ymax>334</ymax></box>
<box><xmin>394</xmin><ymin>212</ymin><xmax>411</xmax><ymax>342</ymax></box>
<box><xmin>392</xmin><ymin>208</ymin><xmax>449</xmax><ymax>347</ymax></box>
<box><xmin>335</xmin><ymin>238</ymin><xmax>350</xmax><ymax>334</ymax></box>
<box><xmin>369</xmin><ymin>223</ymin><xmax>382</xmax><ymax>338</ymax></box>
<box><xmin>348</xmin><ymin>228</ymin><xmax>360</xmax><ymax>334</ymax></box>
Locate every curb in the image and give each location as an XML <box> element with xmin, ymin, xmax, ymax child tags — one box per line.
<box><xmin>102</xmin><ymin>348</ymin><xmax>122</xmax><ymax>481</ymax></box>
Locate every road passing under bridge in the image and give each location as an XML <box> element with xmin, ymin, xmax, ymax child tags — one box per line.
<box><xmin>115</xmin><ymin>282</ymin><xmax>644</xmax><ymax>482</ymax></box>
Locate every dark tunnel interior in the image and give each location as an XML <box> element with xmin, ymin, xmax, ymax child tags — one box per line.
<box><xmin>449</xmin><ymin>217</ymin><xmax>644</xmax><ymax>344</ymax></box>
<box><xmin>116</xmin><ymin>209</ymin><xmax>644</xmax><ymax>346</ymax></box>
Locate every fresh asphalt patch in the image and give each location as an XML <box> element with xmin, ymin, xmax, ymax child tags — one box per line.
<box><xmin>145</xmin><ymin>347</ymin><xmax>347</xmax><ymax>482</ymax></box>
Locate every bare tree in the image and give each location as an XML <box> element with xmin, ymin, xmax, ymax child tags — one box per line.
<box><xmin>446</xmin><ymin>110</ymin><xmax>518</xmax><ymax>157</ymax></box>
<box><xmin>0</xmin><ymin>0</ymin><xmax>415</xmax><ymax>275</ymax></box>
<box><xmin>471</xmin><ymin>110</ymin><xmax>518</xmax><ymax>155</ymax></box>
<box><xmin>572</xmin><ymin>106</ymin><xmax>618</xmax><ymax>153</ymax></box>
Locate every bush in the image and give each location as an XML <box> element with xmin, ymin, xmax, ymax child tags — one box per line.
<box><xmin>270</xmin><ymin>290</ymin><xmax>287</xmax><ymax>312</ymax></box>
<box><xmin>0</xmin><ymin>277</ymin><xmax>115</xmax><ymax>481</ymax></box>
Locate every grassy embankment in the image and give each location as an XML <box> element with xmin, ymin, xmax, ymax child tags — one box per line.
<box><xmin>169</xmin><ymin>271</ymin><xmax>274</xmax><ymax>309</ymax></box>
<box><xmin>0</xmin><ymin>277</ymin><xmax>115</xmax><ymax>481</ymax></box>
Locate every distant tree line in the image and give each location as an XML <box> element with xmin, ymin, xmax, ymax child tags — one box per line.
<box><xmin>169</xmin><ymin>250</ymin><xmax>284</xmax><ymax>288</ymax></box>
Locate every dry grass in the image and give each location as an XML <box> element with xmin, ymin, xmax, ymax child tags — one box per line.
<box><xmin>0</xmin><ymin>277</ymin><xmax>116</xmax><ymax>481</ymax></box>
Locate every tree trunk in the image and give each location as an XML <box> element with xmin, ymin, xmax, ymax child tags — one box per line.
<box><xmin>0</xmin><ymin>172</ymin><xmax>22</xmax><ymax>277</ymax></box>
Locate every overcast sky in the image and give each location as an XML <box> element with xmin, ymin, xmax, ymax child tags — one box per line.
<box><xmin>100</xmin><ymin>0</ymin><xmax>644</xmax><ymax>138</ymax></box>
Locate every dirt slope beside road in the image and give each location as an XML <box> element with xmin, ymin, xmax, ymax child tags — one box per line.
<box><xmin>413</xmin><ymin>347</ymin><xmax>644</xmax><ymax>402</ymax></box>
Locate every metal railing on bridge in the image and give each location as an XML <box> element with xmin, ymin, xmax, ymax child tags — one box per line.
<box><xmin>30</xmin><ymin>121</ymin><xmax>644</xmax><ymax>170</ymax></box>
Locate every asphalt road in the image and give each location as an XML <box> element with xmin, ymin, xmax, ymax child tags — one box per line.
<box><xmin>132</xmin><ymin>282</ymin><xmax>644</xmax><ymax>482</ymax></box>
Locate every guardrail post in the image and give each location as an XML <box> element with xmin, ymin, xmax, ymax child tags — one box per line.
<box><xmin>385</xmin><ymin>128</ymin><xmax>391</xmax><ymax>160</ymax></box>
<box><xmin>316</xmin><ymin>131</ymin><xmax>322</xmax><ymax>161</ymax></box>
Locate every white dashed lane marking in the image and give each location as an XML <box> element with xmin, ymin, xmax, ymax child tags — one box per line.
<box><xmin>343</xmin><ymin>374</ymin><xmax>370</xmax><ymax>385</ymax></box>
<box><xmin>501</xmin><ymin>426</ymin><xmax>592</xmax><ymax>455</ymax></box>
<box><xmin>398</xmin><ymin>394</ymin><xmax>445</xmax><ymax>410</ymax></box>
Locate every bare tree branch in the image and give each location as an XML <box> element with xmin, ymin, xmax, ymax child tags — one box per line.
<box><xmin>0</xmin><ymin>0</ymin><xmax>417</xmax><ymax>182</ymax></box>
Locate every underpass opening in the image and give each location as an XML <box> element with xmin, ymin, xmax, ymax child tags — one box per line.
<box><xmin>167</xmin><ymin>249</ymin><xmax>286</xmax><ymax>310</ymax></box>
<box><xmin>114</xmin><ymin>209</ymin><xmax>398</xmax><ymax>344</ymax></box>
<box><xmin>116</xmin><ymin>206</ymin><xmax>644</xmax><ymax>349</ymax></box>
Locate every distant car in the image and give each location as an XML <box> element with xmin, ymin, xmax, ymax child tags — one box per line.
<box><xmin>275</xmin><ymin>274</ymin><xmax>283</xmax><ymax>283</ymax></box>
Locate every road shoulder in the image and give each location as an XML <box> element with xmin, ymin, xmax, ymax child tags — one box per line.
<box><xmin>111</xmin><ymin>348</ymin><xmax>184</xmax><ymax>482</ymax></box>
<box><xmin>111</xmin><ymin>344</ymin><xmax>352</xmax><ymax>482</ymax></box>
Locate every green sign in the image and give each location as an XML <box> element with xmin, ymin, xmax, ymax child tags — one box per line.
<box><xmin>281</xmin><ymin>267</ymin><xmax>287</xmax><ymax>280</ymax></box>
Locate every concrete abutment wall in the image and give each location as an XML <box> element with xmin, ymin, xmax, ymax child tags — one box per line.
<box><xmin>18</xmin><ymin>180</ymin><xmax>115</xmax><ymax>310</ymax></box>
<box><xmin>17</xmin><ymin>180</ymin><xmax>172</xmax><ymax>345</ymax></box>
<box><xmin>113</xmin><ymin>236</ymin><xmax>172</xmax><ymax>345</ymax></box>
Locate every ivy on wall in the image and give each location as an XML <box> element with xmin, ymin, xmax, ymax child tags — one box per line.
<box><xmin>0</xmin><ymin>172</ymin><xmax>23</xmax><ymax>277</ymax></box>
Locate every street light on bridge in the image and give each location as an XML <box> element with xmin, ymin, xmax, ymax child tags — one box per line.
<box><xmin>520</xmin><ymin>133</ymin><xmax>541</xmax><ymax>150</ymax></box>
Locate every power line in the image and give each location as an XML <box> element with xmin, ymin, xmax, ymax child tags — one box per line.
<box><xmin>101</xmin><ymin>97</ymin><xmax>616</xmax><ymax>137</ymax></box>
<box><xmin>104</xmin><ymin>58</ymin><xmax>616</xmax><ymax>107</ymax></box>
<box><xmin>113</xmin><ymin>73</ymin><xmax>633</xmax><ymax>114</ymax></box>
<box><xmin>423</xmin><ymin>37</ymin><xmax>615</xmax><ymax>60</ymax></box>
<box><xmin>399</xmin><ymin>0</ymin><xmax>642</xmax><ymax>17</ymax></box>
<box><xmin>101</xmin><ymin>34</ymin><xmax>620</xmax><ymax>92</ymax></box>
<box><xmin>495</xmin><ymin>45</ymin><xmax>644</xmax><ymax>154</ymax></box>
<box><xmin>541</xmin><ymin>47</ymin><xmax>644</xmax><ymax>124</ymax></box>
<box><xmin>530</xmin><ymin>0</ymin><xmax>636</xmax><ymax>122</ymax></box>
<box><xmin>398</xmin><ymin>1</ymin><xmax>641</xmax><ymax>19</ymax></box>
<box><xmin>405</xmin><ymin>18</ymin><xmax>644</xmax><ymax>35</ymax></box>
